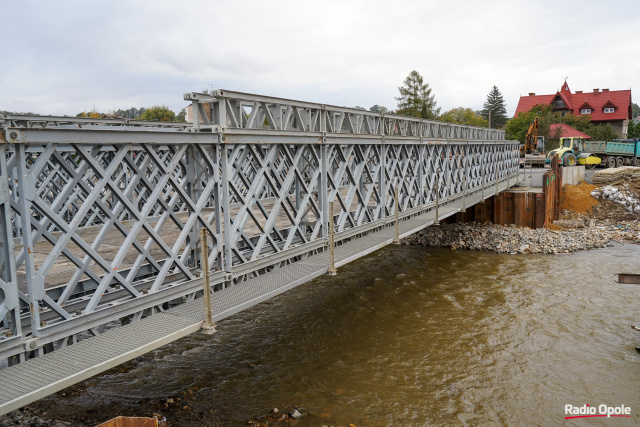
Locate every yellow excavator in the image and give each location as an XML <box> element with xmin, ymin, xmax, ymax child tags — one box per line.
<box><xmin>520</xmin><ymin>117</ymin><xmax>545</xmax><ymax>165</ymax></box>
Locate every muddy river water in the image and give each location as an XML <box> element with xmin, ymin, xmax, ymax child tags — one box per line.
<box><xmin>37</xmin><ymin>244</ymin><xmax>640</xmax><ymax>426</ymax></box>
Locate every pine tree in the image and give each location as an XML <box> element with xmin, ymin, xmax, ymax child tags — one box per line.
<box><xmin>396</xmin><ymin>71</ymin><xmax>440</xmax><ymax>119</ymax></box>
<box><xmin>482</xmin><ymin>86</ymin><xmax>507</xmax><ymax>128</ymax></box>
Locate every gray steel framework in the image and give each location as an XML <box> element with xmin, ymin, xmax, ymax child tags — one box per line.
<box><xmin>0</xmin><ymin>91</ymin><xmax>519</xmax><ymax>373</ymax></box>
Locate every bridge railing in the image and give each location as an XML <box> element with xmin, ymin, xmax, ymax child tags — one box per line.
<box><xmin>0</xmin><ymin>91</ymin><xmax>518</xmax><ymax>365</ymax></box>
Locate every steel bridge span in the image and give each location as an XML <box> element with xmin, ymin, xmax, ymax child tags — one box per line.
<box><xmin>0</xmin><ymin>90</ymin><xmax>520</xmax><ymax>414</ymax></box>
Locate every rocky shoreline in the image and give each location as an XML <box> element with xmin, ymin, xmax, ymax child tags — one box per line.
<box><xmin>403</xmin><ymin>221</ymin><xmax>640</xmax><ymax>254</ymax></box>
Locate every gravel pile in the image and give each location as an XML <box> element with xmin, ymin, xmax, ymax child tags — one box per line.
<box><xmin>402</xmin><ymin>222</ymin><xmax>636</xmax><ymax>254</ymax></box>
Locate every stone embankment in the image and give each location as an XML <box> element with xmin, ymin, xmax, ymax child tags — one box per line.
<box><xmin>404</xmin><ymin>179</ymin><xmax>640</xmax><ymax>254</ymax></box>
<box><xmin>402</xmin><ymin>222</ymin><xmax>640</xmax><ymax>254</ymax></box>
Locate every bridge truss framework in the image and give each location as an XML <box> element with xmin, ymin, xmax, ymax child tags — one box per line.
<box><xmin>0</xmin><ymin>90</ymin><xmax>520</xmax><ymax>413</ymax></box>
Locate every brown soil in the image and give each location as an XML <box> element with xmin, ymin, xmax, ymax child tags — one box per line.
<box><xmin>559</xmin><ymin>181</ymin><xmax>598</xmax><ymax>214</ymax></box>
<box><xmin>555</xmin><ymin>179</ymin><xmax>640</xmax><ymax>225</ymax></box>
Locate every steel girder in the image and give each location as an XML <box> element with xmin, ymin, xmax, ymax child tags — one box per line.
<box><xmin>0</xmin><ymin>91</ymin><xmax>519</xmax><ymax>366</ymax></box>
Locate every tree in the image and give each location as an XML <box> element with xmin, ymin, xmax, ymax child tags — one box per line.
<box><xmin>139</xmin><ymin>105</ymin><xmax>176</xmax><ymax>122</ymax></box>
<box><xmin>628</xmin><ymin>120</ymin><xmax>639</xmax><ymax>139</ymax></box>
<box><xmin>482</xmin><ymin>86</ymin><xmax>508</xmax><ymax>128</ymax></box>
<box><xmin>583</xmin><ymin>123</ymin><xmax>618</xmax><ymax>141</ymax></box>
<box><xmin>76</xmin><ymin>110</ymin><xmax>103</xmax><ymax>118</ymax></box>
<box><xmin>505</xmin><ymin>104</ymin><xmax>554</xmax><ymax>143</ymax></box>
<box><xmin>176</xmin><ymin>108</ymin><xmax>187</xmax><ymax>123</ymax></box>
<box><xmin>369</xmin><ymin>105</ymin><xmax>389</xmax><ymax>113</ymax></box>
<box><xmin>113</xmin><ymin>107</ymin><xmax>146</xmax><ymax>119</ymax></box>
<box><xmin>439</xmin><ymin>107</ymin><xmax>488</xmax><ymax>127</ymax></box>
<box><xmin>395</xmin><ymin>70</ymin><xmax>440</xmax><ymax>119</ymax></box>
<box><xmin>632</xmin><ymin>102</ymin><xmax>639</xmax><ymax>118</ymax></box>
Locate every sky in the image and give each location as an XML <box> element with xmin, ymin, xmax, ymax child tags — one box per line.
<box><xmin>1</xmin><ymin>0</ymin><xmax>639</xmax><ymax>118</ymax></box>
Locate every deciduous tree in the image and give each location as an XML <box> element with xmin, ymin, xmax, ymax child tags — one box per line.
<box><xmin>369</xmin><ymin>105</ymin><xmax>389</xmax><ymax>113</ymax></box>
<box><xmin>439</xmin><ymin>107</ymin><xmax>488</xmax><ymax>127</ymax></box>
<box><xmin>139</xmin><ymin>105</ymin><xmax>176</xmax><ymax>122</ymax></box>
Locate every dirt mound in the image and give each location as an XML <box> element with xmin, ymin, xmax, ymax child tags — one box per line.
<box><xmin>560</xmin><ymin>181</ymin><xmax>599</xmax><ymax>214</ymax></box>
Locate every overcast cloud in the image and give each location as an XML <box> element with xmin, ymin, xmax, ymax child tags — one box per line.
<box><xmin>1</xmin><ymin>0</ymin><xmax>639</xmax><ymax>117</ymax></box>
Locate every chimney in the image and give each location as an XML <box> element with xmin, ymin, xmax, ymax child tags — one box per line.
<box><xmin>593</xmin><ymin>88</ymin><xmax>600</xmax><ymax>93</ymax></box>
<box><xmin>602</xmin><ymin>88</ymin><xmax>609</xmax><ymax>92</ymax></box>
<box><xmin>575</xmin><ymin>91</ymin><xmax>582</xmax><ymax>94</ymax></box>
<box><xmin>528</xmin><ymin>92</ymin><xmax>536</xmax><ymax>96</ymax></box>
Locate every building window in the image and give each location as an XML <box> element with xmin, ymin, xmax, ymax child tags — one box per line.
<box><xmin>553</xmin><ymin>99</ymin><xmax>567</xmax><ymax>108</ymax></box>
<box><xmin>604</xmin><ymin>107</ymin><xmax>615</xmax><ymax>113</ymax></box>
<box><xmin>581</xmin><ymin>108</ymin><xmax>591</xmax><ymax>114</ymax></box>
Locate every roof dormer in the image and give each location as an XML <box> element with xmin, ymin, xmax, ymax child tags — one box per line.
<box><xmin>579</xmin><ymin>101</ymin><xmax>594</xmax><ymax>115</ymax></box>
<box><xmin>602</xmin><ymin>100</ymin><xmax>617</xmax><ymax>114</ymax></box>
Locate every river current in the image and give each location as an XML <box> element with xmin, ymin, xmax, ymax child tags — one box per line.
<box><xmin>51</xmin><ymin>244</ymin><xmax>640</xmax><ymax>426</ymax></box>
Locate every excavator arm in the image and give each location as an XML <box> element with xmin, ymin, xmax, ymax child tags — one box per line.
<box><xmin>523</xmin><ymin>116</ymin><xmax>539</xmax><ymax>155</ymax></box>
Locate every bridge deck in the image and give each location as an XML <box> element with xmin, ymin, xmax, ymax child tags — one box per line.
<box><xmin>0</xmin><ymin>182</ymin><xmax>508</xmax><ymax>414</ymax></box>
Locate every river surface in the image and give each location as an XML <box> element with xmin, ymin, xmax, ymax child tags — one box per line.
<box><xmin>42</xmin><ymin>244</ymin><xmax>640</xmax><ymax>426</ymax></box>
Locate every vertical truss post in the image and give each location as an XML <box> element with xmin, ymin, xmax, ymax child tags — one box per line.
<box><xmin>379</xmin><ymin>145</ymin><xmax>387</xmax><ymax>218</ymax></box>
<box><xmin>393</xmin><ymin>183</ymin><xmax>401</xmax><ymax>244</ymax></box>
<box><xmin>495</xmin><ymin>165</ymin><xmax>499</xmax><ymax>195</ymax></box>
<box><xmin>320</xmin><ymin>144</ymin><xmax>329</xmax><ymax>240</ymax></box>
<box><xmin>15</xmin><ymin>145</ymin><xmax>43</xmax><ymax>336</ymax></box>
<box><xmin>434</xmin><ymin>171</ymin><xmax>441</xmax><ymax>225</ymax></box>
<box><xmin>199</xmin><ymin>228</ymin><xmax>216</xmax><ymax>334</ymax></box>
<box><xmin>186</xmin><ymin>146</ymin><xmax>198</xmax><ymax>267</ymax></box>
<box><xmin>220</xmin><ymin>145</ymin><xmax>233</xmax><ymax>277</ymax></box>
<box><xmin>462</xmin><ymin>174</ymin><xmax>467</xmax><ymax>211</ymax></box>
<box><xmin>462</xmin><ymin>143</ymin><xmax>468</xmax><ymax>211</ymax></box>
<box><xmin>417</xmin><ymin>145</ymin><xmax>424</xmax><ymax>206</ymax></box>
<box><xmin>481</xmin><ymin>147</ymin><xmax>485</xmax><ymax>200</ymax></box>
<box><xmin>327</xmin><ymin>201</ymin><xmax>337</xmax><ymax>276</ymax></box>
<box><xmin>212</xmin><ymin>145</ymin><xmax>223</xmax><ymax>271</ymax></box>
<box><xmin>0</xmin><ymin>146</ymin><xmax>21</xmax><ymax>341</ymax></box>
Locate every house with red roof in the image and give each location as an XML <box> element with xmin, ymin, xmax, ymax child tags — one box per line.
<box><xmin>514</xmin><ymin>81</ymin><xmax>632</xmax><ymax>138</ymax></box>
<box><xmin>548</xmin><ymin>123</ymin><xmax>591</xmax><ymax>139</ymax></box>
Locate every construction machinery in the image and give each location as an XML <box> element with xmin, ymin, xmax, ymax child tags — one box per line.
<box><xmin>584</xmin><ymin>138</ymin><xmax>640</xmax><ymax>168</ymax></box>
<box><xmin>520</xmin><ymin>117</ymin><xmax>546</xmax><ymax>166</ymax></box>
<box><xmin>546</xmin><ymin>137</ymin><xmax>601</xmax><ymax>168</ymax></box>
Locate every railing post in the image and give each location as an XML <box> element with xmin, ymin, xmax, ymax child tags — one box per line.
<box><xmin>200</xmin><ymin>228</ymin><xmax>216</xmax><ymax>334</ymax></box>
<box><xmin>327</xmin><ymin>201</ymin><xmax>337</xmax><ymax>276</ymax></box>
<box><xmin>393</xmin><ymin>183</ymin><xmax>401</xmax><ymax>244</ymax></box>
<box><xmin>495</xmin><ymin>166</ymin><xmax>499</xmax><ymax>195</ymax></box>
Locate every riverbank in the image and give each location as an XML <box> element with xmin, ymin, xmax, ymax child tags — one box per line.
<box><xmin>404</xmin><ymin>179</ymin><xmax>640</xmax><ymax>254</ymax></box>
<box><xmin>402</xmin><ymin>221</ymin><xmax>640</xmax><ymax>254</ymax></box>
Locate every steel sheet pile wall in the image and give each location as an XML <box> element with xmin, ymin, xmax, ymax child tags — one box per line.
<box><xmin>0</xmin><ymin>90</ymin><xmax>519</xmax><ymax>366</ymax></box>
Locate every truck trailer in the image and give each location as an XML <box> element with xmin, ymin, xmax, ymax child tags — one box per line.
<box><xmin>584</xmin><ymin>139</ymin><xmax>640</xmax><ymax>168</ymax></box>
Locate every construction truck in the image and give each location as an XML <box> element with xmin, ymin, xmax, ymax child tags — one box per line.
<box><xmin>546</xmin><ymin>137</ymin><xmax>601</xmax><ymax>168</ymax></box>
<box><xmin>583</xmin><ymin>139</ymin><xmax>640</xmax><ymax>168</ymax></box>
<box><xmin>520</xmin><ymin>117</ymin><xmax>546</xmax><ymax>166</ymax></box>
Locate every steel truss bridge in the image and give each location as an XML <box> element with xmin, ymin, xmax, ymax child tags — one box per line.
<box><xmin>0</xmin><ymin>90</ymin><xmax>520</xmax><ymax>414</ymax></box>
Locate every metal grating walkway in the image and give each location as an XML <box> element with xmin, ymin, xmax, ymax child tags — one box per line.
<box><xmin>0</xmin><ymin>182</ymin><xmax>510</xmax><ymax>415</ymax></box>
